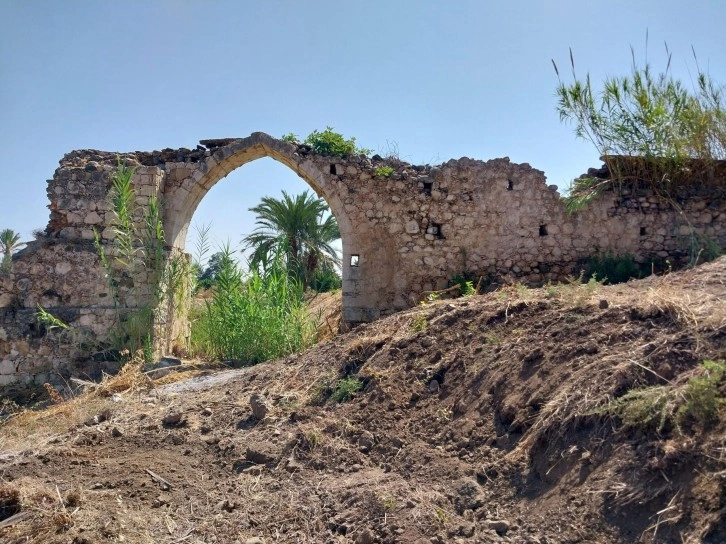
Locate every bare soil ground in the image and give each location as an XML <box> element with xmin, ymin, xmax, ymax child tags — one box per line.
<box><xmin>1</xmin><ymin>259</ymin><xmax>725</xmax><ymax>544</ymax></box>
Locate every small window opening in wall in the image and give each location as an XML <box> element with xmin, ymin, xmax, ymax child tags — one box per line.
<box><xmin>422</xmin><ymin>182</ymin><xmax>433</xmax><ymax>196</ymax></box>
<box><xmin>507</xmin><ymin>179</ymin><xmax>514</xmax><ymax>191</ymax></box>
<box><xmin>640</xmin><ymin>226</ymin><xmax>647</xmax><ymax>236</ymax></box>
<box><xmin>330</xmin><ymin>164</ymin><xmax>337</xmax><ymax>175</ymax></box>
<box><xmin>350</xmin><ymin>254</ymin><xmax>360</xmax><ymax>267</ymax></box>
<box><xmin>428</xmin><ymin>221</ymin><xmax>445</xmax><ymax>240</ymax></box>
<box><xmin>539</xmin><ymin>225</ymin><xmax>548</xmax><ymax>236</ymax></box>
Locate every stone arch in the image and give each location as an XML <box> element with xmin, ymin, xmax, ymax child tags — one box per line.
<box><xmin>162</xmin><ymin>132</ymin><xmax>351</xmax><ymax>253</ymax></box>
<box><xmin>160</xmin><ymin>132</ymin><xmax>371</xmax><ymax>325</ymax></box>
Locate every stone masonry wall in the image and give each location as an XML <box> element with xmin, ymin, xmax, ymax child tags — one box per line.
<box><xmin>0</xmin><ymin>158</ymin><xmax>166</xmax><ymax>387</ymax></box>
<box><xmin>1</xmin><ymin>132</ymin><xmax>724</xmax><ymax>388</ymax></box>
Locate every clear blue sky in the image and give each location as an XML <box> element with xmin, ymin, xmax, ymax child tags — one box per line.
<box><xmin>2</xmin><ymin>1</ymin><xmax>725</xmax><ymax>259</ymax></box>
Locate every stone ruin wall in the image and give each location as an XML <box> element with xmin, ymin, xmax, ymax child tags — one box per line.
<box><xmin>0</xmin><ymin>161</ymin><xmax>168</xmax><ymax>388</ymax></box>
<box><xmin>1</xmin><ymin>132</ymin><xmax>724</xmax><ymax>388</ymax></box>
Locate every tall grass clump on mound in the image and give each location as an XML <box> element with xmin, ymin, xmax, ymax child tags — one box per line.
<box><xmin>554</xmin><ymin>42</ymin><xmax>726</xmax><ymax>212</ymax></box>
<box><xmin>191</xmin><ymin>247</ymin><xmax>316</xmax><ymax>364</ymax></box>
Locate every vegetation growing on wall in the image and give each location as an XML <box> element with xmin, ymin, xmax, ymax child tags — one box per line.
<box><xmin>374</xmin><ymin>165</ymin><xmax>395</xmax><ymax>178</ymax></box>
<box><xmin>281</xmin><ymin>127</ymin><xmax>372</xmax><ymax>157</ymax></box>
<box><xmin>94</xmin><ymin>161</ymin><xmax>191</xmax><ymax>360</ymax></box>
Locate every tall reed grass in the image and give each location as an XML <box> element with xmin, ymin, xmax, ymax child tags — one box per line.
<box><xmin>190</xmin><ymin>247</ymin><xmax>317</xmax><ymax>364</ymax></box>
<box><xmin>554</xmin><ymin>43</ymin><xmax>726</xmax><ymax>212</ymax></box>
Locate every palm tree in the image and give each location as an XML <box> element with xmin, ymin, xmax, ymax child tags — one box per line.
<box><xmin>0</xmin><ymin>228</ymin><xmax>23</xmax><ymax>271</ymax></box>
<box><xmin>242</xmin><ymin>191</ymin><xmax>341</xmax><ymax>290</ymax></box>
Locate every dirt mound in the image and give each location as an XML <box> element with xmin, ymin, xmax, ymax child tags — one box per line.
<box><xmin>306</xmin><ymin>290</ymin><xmax>343</xmax><ymax>342</ymax></box>
<box><xmin>1</xmin><ymin>259</ymin><xmax>725</xmax><ymax>543</ymax></box>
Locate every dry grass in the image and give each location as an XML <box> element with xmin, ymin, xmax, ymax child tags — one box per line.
<box><xmin>0</xmin><ymin>478</ymin><xmax>77</xmax><ymax>543</ymax></box>
<box><xmin>1</xmin><ymin>257</ymin><xmax>724</xmax><ymax>543</ymax></box>
<box><xmin>510</xmin><ymin>352</ymin><xmax>638</xmax><ymax>459</ymax></box>
<box><xmin>346</xmin><ymin>333</ymin><xmax>390</xmax><ymax>361</ymax></box>
<box><xmin>641</xmin><ymin>278</ymin><xmax>725</xmax><ymax>330</ymax></box>
<box><xmin>306</xmin><ymin>290</ymin><xmax>342</xmax><ymax>342</ymax></box>
<box><xmin>509</xmin><ymin>259</ymin><xmax>726</xmax><ymax>465</ymax></box>
<box><xmin>0</xmin><ymin>395</ymin><xmax>115</xmax><ymax>453</ymax></box>
<box><xmin>0</xmin><ymin>358</ymin><xmax>182</xmax><ymax>452</ymax></box>
<box><xmin>641</xmin><ymin>284</ymin><xmax>700</xmax><ymax>327</ymax></box>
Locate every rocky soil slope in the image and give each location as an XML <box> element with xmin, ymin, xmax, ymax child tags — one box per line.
<box><xmin>1</xmin><ymin>259</ymin><xmax>725</xmax><ymax>544</ymax></box>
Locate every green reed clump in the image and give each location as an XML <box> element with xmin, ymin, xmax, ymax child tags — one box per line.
<box><xmin>191</xmin><ymin>247</ymin><xmax>317</xmax><ymax>364</ymax></box>
<box><xmin>554</xmin><ymin>43</ymin><xmax>726</xmax><ymax>212</ymax></box>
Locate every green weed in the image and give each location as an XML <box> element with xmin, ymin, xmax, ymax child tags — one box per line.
<box><xmin>411</xmin><ymin>314</ymin><xmax>428</xmax><ymax>333</ymax></box>
<box><xmin>680</xmin><ymin>229</ymin><xmax>722</xmax><ymax>267</ymax></box>
<box><xmin>304</xmin><ymin>127</ymin><xmax>371</xmax><ymax>157</ymax></box>
<box><xmin>374</xmin><ymin>165</ymin><xmax>395</xmax><ymax>178</ymax></box>
<box><xmin>305</xmin><ymin>430</ymin><xmax>323</xmax><ymax>448</ymax></box>
<box><xmin>281</xmin><ymin>133</ymin><xmax>300</xmax><ymax>143</ymax></box>
<box><xmin>381</xmin><ymin>497</ymin><xmax>397</xmax><ymax>511</ymax></box>
<box><xmin>542</xmin><ymin>273</ymin><xmax>605</xmax><ymax>306</ymax></box>
<box><xmin>677</xmin><ymin>360</ymin><xmax>726</xmax><ymax>427</ymax></box>
<box><xmin>544</xmin><ymin>281</ymin><xmax>558</xmax><ymax>299</ymax></box>
<box><xmin>434</xmin><ymin>507</ymin><xmax>448</xmax><ymax>526</ymax></box>
<box><xmin>36</xmin><ymin>306</ymin><xmax>69</xmax><ymax>332</ymax></box>
<box><xmin>496</xmin><ymin>282</ymin><xmax>532</xmax><ymax>302</ymax></box>
<box><xmin>585</xmin><ymin>251</ymin><xmax>641</xmax><ymax>284</ymax></box>
<box><xmin>451</xmin><ymin>273</ymin><xmax>475</xmax><ymax>296</ymax></box>
<box><xmin>278</xmin><ymin>395</ymin><xmax>299</xmax><ymax>411</ymax></box>
<box><xmin>328</xmin><ymin>376</ymin><xmax>363</xmax><ymax>403</ymax></box>
<box><xmin>605</xmin><ymin>385</ymin><xmax>675</xmax><ymax>434</ymax></box>
<box><xmin>600</xmin><ymin>360</ymin><xmax>725</xmax><ymax>433</ymax></box>
<box><xmin>434</xmin><ymin>407</ymin><xmax>452</xmax><ymax>423</ymax></box>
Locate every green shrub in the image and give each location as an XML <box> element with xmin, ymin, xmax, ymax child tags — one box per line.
<box><xmin>411</xmin><ymin>314</ymin><xmax>427</xmax><ymax>332</ymax></box>
<box><xmin>682</xmin><ymin>231</ymin><xmax>722</xmax><ymax>266</ymax></box>
<box><xmin>451</xmin><ymin>273</ymin><xmax>475</xmax><ymax>296</ymax></box>
<box><xmin>329</xmin><ymin>376</ymin><xmax>363</xmax><ymax>403</ymax></box>
<box><xmin>554</xmin><ymin>46</ymin><xmax>726</xmax><ymax>209</ymax></box>
<box><xmin>677</xmin><ymin>360</ymin><xmax>726</xmax><ymax>427</ymax></box>
<box><xmin>374</xmin><ymin>165</ymin><xmax>394</xmax><ymax>178</ymax></box>
<box><xmin>602</xmin><ymin>360</ymin><xmax>725</xmax><ymax>433</ymax></box>
<box><xmin>607</xmin><ymin>385</ymin><xmax>675</xmax><ymax>433</ymax></box>
<box><xmin>304</xmin><ymin>127</ymin><xmax>371</xmax><ymax>158</ymax></box>
<box><xmin>585</xmin><ymin>251</ymin><xmax>641</xmax><ymax>284</ymax></box>
<box><xmin>546</xmin><ymin>272</ymin><xmax>604</xmax><ymax>307</ymax></box>
<box><xmin>281</xmin><ymin>133</ymin><xmax>299</xmax><ymax>143</ymax></box>
<box><xmin>190</xmin><ymin>247</ymin><xmax>316</xmax><ymax>364</ymax></box>
<box><xmin>311</xmin><ymin>264</ymin><xmax>342</xmax><ymax>292</ymax></box>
